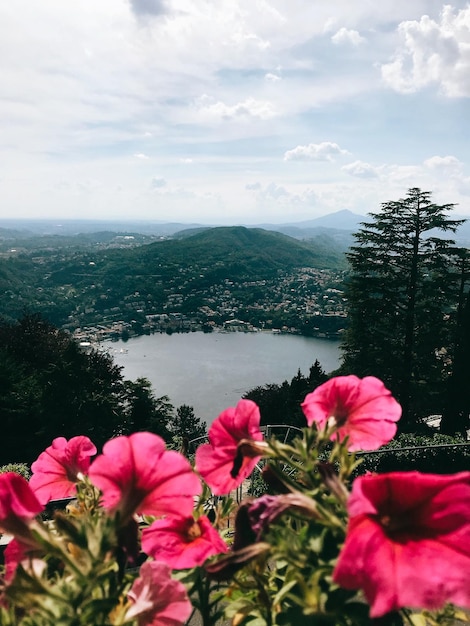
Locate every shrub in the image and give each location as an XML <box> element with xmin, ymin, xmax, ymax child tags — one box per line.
<box><xmin>355</xmin><ymin>433</ymin><xmax>470</xmax><ymax>476</ymax></box>
<box><xmin>0</xmin><ymin>462</ymin><xmax>31</xmax><ymax>480</ymax></box>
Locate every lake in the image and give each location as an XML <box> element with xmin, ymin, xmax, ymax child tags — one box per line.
<box><xmin>110</xmin><ymin>331</ymin><xmax>341</xmax><ymax>424</ymax></box>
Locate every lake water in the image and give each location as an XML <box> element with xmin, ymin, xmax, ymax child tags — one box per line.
<box><xmin>110</xmin><ymin>331</ymin><xmax>341</xmax><ymax>424</ymax></box>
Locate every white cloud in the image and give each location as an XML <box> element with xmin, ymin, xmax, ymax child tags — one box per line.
<box><xmin>195</xmin><ymin>95</ymin><xmax>277</xmax><ymax>122</ymax></box>
<box><xmin>249</xmin><ymin>181</ymin><xmax>321</xmax><ymax>217</ymax></box>
<box><xmin>294</xmin><ymin>188</ymin><xmax>319</xmax><ymax>207</ymax></box>
<box><xmin>387</xmin><ymin>164</ymin><xmax>426</xmax><ymax>184</ymax></box>
<box><xmin>263</xmin><ymin>182</ymin><xmax>289</xmax><ymax>199</ymax></box>
<box><xmin>151</xmin><ymin>177</ymin><xmax>167</xmax><ymax>188</ymax></box>
<box><xmin>138</xmin><ymin>182</ymin><xmax>227</xmax><ymax>221</ymax></box>
<box><xmin>284</xmin><ymin>142</ymin><xmax>350</xmax><ymax>162</ymax></box>
<box><xmin>265</xmin><ymin>72</ymin><xmax>281</xmax><ymax>82</ymax></box>
<box><xmin>424</xmin><ymin>155</ymin><xmax>463</xmax><ymax>173</ymax></box>
<box><xmin>230</xmin><ymin>31</ymin><xmax>271</xmax><ymax>51</ymax></box>
<box><xmin>246</xmin><ymin>182</ymin><xmax>262</xmax><ymax>190</ymax></box>
<box><xmin>0</xmin><ymin>1</ymin><xmax>469</xmax><ymax>223</ymax></box>
<box><xmin>128</xmin><ymin>0</ymin><xmax>168</xmax><ymax>16</ymax></box>
<box><xmin>456</xmin><ymin>176</ymin><xmax>470</xmax><ymax>196</ymax></box>
<box><xmin>381</xmin><ymin>5</ymin><xmax>470</xmax><ymax>97</ymax></box>
<box><xmin>423</xmin><ymin>155</ymin><xmax>470</xmax><ymax>196</ymax></box>
<box><xmin>331</xmin><ymin>27</ymin><xmax>365</xmax><ymax>46</ymax></box>
<box><xmin>342</xmin><ymin>160</ymin><xmax>379</xmax><ymax>178</ymax></box>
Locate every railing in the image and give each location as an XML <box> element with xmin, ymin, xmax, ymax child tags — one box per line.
<box><xmin>356</xmin><ymin>442</ymin><xmax>470</xmax><ymax>455</ymax></box>
<box><xmin>187</xmin><ymin>424</ymin><xmax>302</xmax><ymax>452</ymax></box>
<box><xmin>189</xmin><ymin>427</ymin><xmax>470</xmax><ymax>504</ymax></box>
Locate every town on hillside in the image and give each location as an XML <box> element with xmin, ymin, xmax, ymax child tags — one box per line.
<box><xmin>71</xmin><ymin>266</ymin><xmax>348</xmax><ymax>344</ymax></box>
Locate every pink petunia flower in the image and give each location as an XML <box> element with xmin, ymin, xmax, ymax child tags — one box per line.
<box><xmin>126</xmin><ymin>560</ymin><xmax>192</xmax><ymax>626</ymax></box>
<box><xmin>333</xmin><ymin>471</ymin><xmax>470</xmax><ymax>617</ymax></box>
<box><xmin>4</xmin><ymin>539</ymin><xmax>46</xmax><ymax>584</ymax></box>
<box><xmin>141</xmin><ymin>515</ymin><xmax>228</xmax><ymax>569</ymax></box>
<box><xmin>301</xmin><ymin>375</ymin><xmax>401</xmax><ymax>451</ymax></box>
<box><xmin>88</xmin><ymin>432</ymin><xmax>201</xmax><ymax>522</ymax></box>
<box><xmin>0</xmin><ymin>473</ymin><xmax>43</xmax><ymax>545</ymax></box>
<box><xmin>4</xmin><ymin>539</ymin><xmax>29</xmax><ymax>583</ymax></box>
<box><xmin>30</xmin><ymin>436</ymin><xmax>97</xmax><ymax>504</ymax></box>
<box><xmin>195</xmin><ymin>399</ymin><xmax>266</xmax><ymax>495</ymax></box>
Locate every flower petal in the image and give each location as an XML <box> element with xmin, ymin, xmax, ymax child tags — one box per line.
<box><xmin>301</xmin><ymin>376</ymin><xmax>401</xmax><ymax>451</ymax></box>
<box><xmin>195</xmin><ymin>400</ymin><xmax>263</xmax><ymax>495</ymax></box>
<box><xmin>89</xmin><ymin>432</ymin><xmax>201</xmax><ymax>521</ymax></box>
<box><xmin>0</xmin><ymin>474</ymin><xmax>43</xmax><ymax>551</ymax></box>
<box><xmin>127</xmin><ymin>561</ymin><xmax>192</xmax><ymax>626</ymax></box>
<box><xmin>142</xmin><ymin>515</ymin><xmax>228</xmax><ymax>569</ymax></box>
<box><xmin>334</xmin><ymin>471</ymin><xmax>470</xmax><ymax>616</ymax></box>
<box><xmin>30</xmin><ymin>436</ymin><xmax>96</xmax><ymax>504</ymax></box>
<box><xmin>0</xmin><ymin>473</ymin><xmax>43</xmax><ymax>536</ymax></box>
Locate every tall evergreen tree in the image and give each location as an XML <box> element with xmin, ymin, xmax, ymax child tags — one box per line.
<box><xmin>171</xmin><ymin>404</ymin><xmax>207</xmax><ymax>443</ymax></box>
<box><xmin>120</xmin><ymin>379</ymin><xmax>173</xmax><ymax>441</ymax></box>
<box><xmin>440</xmin><ymin>250</ymin><xmax>470</xmax><ymax>435</ymax></box>
<box><xmin>341</xmin><ymin>188</ymin><xmax>465</xmax><ymax>429</ymax></box>
<box><xmin>244</xmin><ymin>360</ymin><xmax>328</xmax><ymax>428</ymax></box>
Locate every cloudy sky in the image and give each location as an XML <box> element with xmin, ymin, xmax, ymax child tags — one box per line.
<box><xmin>1</xmin><ymin>1</ymin><xmax>469</xmax><ymax>225</ymax></box>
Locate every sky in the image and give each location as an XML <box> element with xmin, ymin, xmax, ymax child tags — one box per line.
<box><xmin>1</xmin><ymin>1</ymin><xmax>470</xmax><ymax>225</ymax></box>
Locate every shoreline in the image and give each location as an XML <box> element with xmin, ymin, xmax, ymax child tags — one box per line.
<box><xmin>75</xmin><ymin>324</ymin><xmax>344</xmax><ymax>349</ymax></box>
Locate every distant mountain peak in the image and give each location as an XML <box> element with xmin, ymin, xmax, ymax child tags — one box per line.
<box><xmin>286</xmin><ymin>210</ymin><xmax>365</xmax><ymax>230</ymax></box>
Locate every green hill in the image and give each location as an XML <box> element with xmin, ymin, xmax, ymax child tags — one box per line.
<box><xmin>139</xmin><ymin>226</ymin><xmax>342</xmax><ymax>272</ymax></box>
<box><xmin>0</xmin><ymin>226</ymin><xmax>346</xmax><ymax>328</ymax></box>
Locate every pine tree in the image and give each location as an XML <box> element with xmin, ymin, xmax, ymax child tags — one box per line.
<box><xmin>121</xmin><ymin>379</ymin><xmax>173</xmax><ymax>441</ymax></box>
<box><xmin>440</xmin><ymin>249</ymin><xmax>470</xmax><ymax>435</ymax></box>
<box><xmin>341</xmin><ymin>188</ymin><xmax>465</xmax><ymax>429</ymax></box>
<box><xmin>171</xmin><ymin>404</ymin><xmax>207</xmax><ymax>444</ymax></box>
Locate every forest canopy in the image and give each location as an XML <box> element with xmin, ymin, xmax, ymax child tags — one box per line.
<box><xmin>0</xmin><ymin>314</ymin><xmax>206</xmax><ymax>464</ymax></box>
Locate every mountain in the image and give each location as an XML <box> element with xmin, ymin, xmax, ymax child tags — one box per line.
<box><xmin>256</xmin><ymin>209</ymin><xmax>365</xmax><ymax>231</ymax></box>
<box><xmin>248</xmin><ymin>210</ymin><xmax>365</xmax><ymax>251</ymax></box>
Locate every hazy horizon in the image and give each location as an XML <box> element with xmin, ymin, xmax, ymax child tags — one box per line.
<box><xmin>0</xmin><ymin>207</ymin><xmax>366</xmax><ymax>228</ymax></box>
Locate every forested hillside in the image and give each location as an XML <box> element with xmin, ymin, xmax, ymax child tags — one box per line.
<box><xmin>2</xmin><ymin>193</ymin><xmax>469</xmax><ymax>444</ymax></box>
<box><xmin>0</xmin><ymin>315</ymin><xmax>206</xmax><ymax>464</ymax></box>
<box><xmin>0</xmin><ymin>226</ymin><xmax>346</xmax><ymax>330</ymax></box>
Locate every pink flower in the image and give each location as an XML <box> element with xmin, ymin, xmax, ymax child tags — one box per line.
<box><xmin>4</xmin><ymin>539</ymin><xmax>28</xmax><ymax>583</ymax></box>
<box><xmin>195</xmin><ymin>399</ymin><xmax>265</xmax><ymax>495</ymax></box>
<box><xmin>30</xmin><ymin>436</ymin><xmax>97</xmax><ymax>504</ymax></box>
<box><xmin>126</xmin><ymin>560</ymin><xmax>192</xmax><ymax>626</ymax></box>
<box><xmin>333</xmin><ymin>471</ymin><xmax>470</xmax><ymax>617</ymax></box>
<box><xmin>301</xmin><ymin>375</ymin><xmax>401</xmax><ymax>451</ymax></box>
<box><xmin>0</xmin><ymin>473</ymin><xmax>43</xmax><ymax>544</ymax></box>
<box><xmin>3</xmin><ymin>539</ymin><xmax>45</xmax><ymax>584</ymax></box>
<box><xmin>88</xmin><ymin>432</ymin><xmax>201</xmax><ymax>522</ymax></box>
<box><xmin>142</xmin><ymin>515</ymin><xmax>228</xmax><ymax>569</ymax></box>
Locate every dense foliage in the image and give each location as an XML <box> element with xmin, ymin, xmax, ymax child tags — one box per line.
<box><xmin>0</xmin><ymin>463</ymin><xmax>30</xmax><ymax>480</ymax></box>
<box><xmin>355</xmin><ymin>432</ymin><xmax>470</xmax><ymax>475</ymax></box>
<box><xmin>341</xmin><ymin>188</ymin><xmax>469</xmax><ymax>434</ymax></box>
<box><xmin>0</xmin><ymin>226</ymin><xmax>345</xmax><ymax>329</ymax></box>
<box><xmin>0</xmin><ymin>314</ymin><xmax>205</xmax><ymax>464</ymax></box>
<box><xmin>244</xmin><ymin>360</ymin><xmax>328</xmax><ymax>428</ymax></box>
<box><xmin>441</xmin><ymin>285</ymin><xmax>470</xmax><ymax>434</ymax></box>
